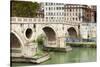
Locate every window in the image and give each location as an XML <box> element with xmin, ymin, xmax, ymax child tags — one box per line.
<box><xmin>76</xmin><ymin>9</ymin><xmax>77</xmax><ymax>11</ymax></box>
<box><xmin>46</xmin><ymin>3</ymin><xmax>48</xmax><ymax>5</ymax></box>
<box><xmin>59</xmin><ymin>17</ymin><xmax>61</xmax><ymax>20</ymax></box>
<box><xmin>76</xmin><ymin>18</ymin><xmax>78</xmax><ymax>21</ymax></box>
<box><xmin>57</xmin><ymin>13</ymin><xmax>58</xmax><ymax>16</ymax></box>
<box><xmin>64</xmin><ymin>13</ymin><xmax>66</xmax><ymax>16</ymax></box>
<box><xmin>62</xmin><ymin>7</ymin><xmax>64</xmax><ymax>10</ymax></box>
<box><xmin>46</xmin><ymin>8</ymin><xmax>47</xmax><ymax>10</ymax></box>
<box><xmin>70</xmin><ymin>13</ymin><xmax>71</xmax><ymax>16</ymax></box>
<box><xmin>49</xmin><ymin>7</ymin><xmax>51</xmax><ymax>10</ymax></box>
<box><xmin>70</xmin><ymin>9</ymin><xmax>72</xmax><ymax>11</ymax></box>
<box><xmin>60</xmin><ymin>13</ymin><xmax>61</xmax><ymax>15</ymax></box>
<box><xmin>73</xmin><ymin>17</ymin><xmax>74</xmax><ymax>21</ymax></box>
<box><xmin>59</xmin><ymin>7</ymin><xmax>61</xmax><ymax>10</ymax></box>
<box><xmin>67</xmin><ymin>18</ymin><xmax>69</xmax><ymax>20</ymax></box>
<box><xmin>51</xmin><ymin>3</ymin><xmax>53</xmax><ymax>5</ymax></box>
<box><xmin>49</xmin><ymin>3</ymin><xmax>51</xmax><ymax>5</ymax></box>
<box><xmin>56</xmin><ymin>7</ymin><xmax>59</xmax><ymax>10</ymax></box>
<box><xmin>51</xmin><ymin>17</ymin><xmax>53</xmax><ymax>19</ymax></box>
<box><xmin>67</xmin><ymin>13</ymin><xmax>69</xmax><ymax>16</ymax></box>
<box><xmin>51</xmin><ymin>7</ymin><xmax>53</xmax><ymax>10</ymax></box>
<box><xmin>46</xmin><ymin>12</ymin><xmax>48</xmax><ymax>15</ymax></box>
<box><xmin>54</xmin><ymin>13</ymin><xmax>55</xmax><ymax>15</ymax></box>
<box><xmin>49</xmin><ymin>12</ymin><xmax>50</xmax><ymax>15</ymax></box>
<box><xmin>79</xmin><ymin>17</ymin><xmax>81</xmax><ymax>21</ymax></box>
<box><xmin>76</xmin><ymin>13</ymin><xmax>77</xmax><ymax>16</ymax></box>
<box><xmin>73</xmin><ymin>13</ymin><xmax>74</xmax><ymax>16</ymax></box>
<box><xmin>73</xmin><ymin>9</ymin><xmax>74</xmax><ymax>12</ymax></box>
<box><xmin>46</xmin><ymin>17</ymin><xmax>48</xmax><ymax>19</ymax></box>
<box><xmin>79</xmin><ymin>13</ymin><xmax>81</xmax><ymax>16</ymax></box>
<box><xmin>67</xmin><ymin>9</ymin><xmax>69</xmax><ymax>11</ymax></box>
<box><xmin>51</xmin><ymin>12</ymin><xmax>53</xmax><ymax>15</ymax></box>
<box><xmin>54</xmin><ymin>7</ymin><xmax>55</xmax><ymax>10</ymax></box>
<box><xmin>56</xmin><ymin>3</ymin><xmax>59</xmax><ymax>5</ymax></box>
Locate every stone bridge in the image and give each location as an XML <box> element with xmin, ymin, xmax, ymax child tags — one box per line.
<box><xmin>10</xmin><ymin>17</ymin><xmax>80</xmax><ymax>56</ymax></box>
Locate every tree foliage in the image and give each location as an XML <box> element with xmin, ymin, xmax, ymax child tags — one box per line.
<box><xmin>11</xmin><ymin>1</ymin><xmax>40</xmax><ymax>17</ymax></box>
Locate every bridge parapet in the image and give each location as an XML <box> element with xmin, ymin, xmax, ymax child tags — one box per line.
<box><xmin>11</xmin><ymin>17</ymin><xmax>45</xmax><ymax>23</ymax></box>
<box><xmin>11</xmin><ymin>17</ymin><xmax>66</xmax><ymax>24</ymax></box>
<box><xmin>11</xmin><ymin>17</ymin><xmax>80</xmax><ymax>26</ymax></box>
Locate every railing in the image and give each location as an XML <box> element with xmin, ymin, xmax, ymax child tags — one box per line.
<box><xmin>11</xmin><ymin>17</ymin><xmax>44</xmax><ymax>23</ymax></box>
<box><xmin>11</xmin><ymin>17</ymin><xmax>80</xmax><ymax>25</ymax></box>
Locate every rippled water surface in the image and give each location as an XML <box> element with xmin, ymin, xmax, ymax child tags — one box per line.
<box><xmin>12</xmin><ymin>48</ymin><xmax>96</xmax><ymax>66</ymax></box>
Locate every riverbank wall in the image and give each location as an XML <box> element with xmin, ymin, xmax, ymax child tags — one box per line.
<box><xmin>66</xmin><ymin>42</ymin><xmax>96</xmax><ymax>48</ymax></box>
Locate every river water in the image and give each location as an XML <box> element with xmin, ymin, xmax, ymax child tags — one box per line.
<box><xmin>12</xmin><ymin>48</ymin><xmax>96</xmax><ymax>66</ymax></box>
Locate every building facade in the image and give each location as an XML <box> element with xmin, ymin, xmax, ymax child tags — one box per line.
<box><xmin>41</xmin><ymin>2</ymin><xmax>65</xmax><ymax>22</ymax></box>
<box><xmin>64</xmin><ymin>4</ymin><xmax>96</xmax><ymax>23</ymax></box>
<box><xmin>80</xmin><ymin>23</ymin><xmax>96</xmax><ymax>41</ymax></box>
<box><xmin>90</xmin><ymin>5</ymin><xmax>97</xmax><ymax>23</ymax></box>
<box><xmin>64</xmin><ymin>4</ymin><xmax>96</xmax><ymax>40</ymax></box>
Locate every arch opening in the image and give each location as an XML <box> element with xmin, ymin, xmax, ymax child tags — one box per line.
<box><xmin>43</xmin><ymin>27</ymin><xmax>56</xmax><ymax>41</ymax></box>
<box><xmin>10</xmin><ymin>32</ymin><xmax>22</xmax><ymax>53</ymax></box>
<box><xmin>10</xmin><ymin>33</ymin><xmax>21</xmax><ymax>48</ymax></box>
<box><xmin>25</xmin><ymin>28</ymin><xmax>32</xmax><ymax>39</ymax></box>
<box><xmin>68</xmin><ymin>27</ymin><xmax>77</xmax><ymax>38</ymax></box>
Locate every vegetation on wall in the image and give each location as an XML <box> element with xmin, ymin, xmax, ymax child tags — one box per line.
<box><xmin>11</xmin><ymin>1</ymin><xmax>40</xmax><ymax>17</ymax></box>
<box><xmin>36</xmin><ymin>35</ymin><xmax>44</xmax><ymax>45</ymax></box>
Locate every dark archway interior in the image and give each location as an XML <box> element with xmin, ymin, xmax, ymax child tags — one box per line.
<box><xmin>68</xmin><ymin>27</ymin><xmax>77</xmax><ymax>38</ymax></box>
<box><xmin>25</xmin><ymin>28</ymin><xmax>32</xmax><ymax>39</ymax></box>
<box><xmin>43</xmin><ymin>27</ymin><xmax>56</xmax><ymax>41</ymax></box>
<box><xmin>10</xmin><ymin>33</ymin><xmax>21</xmax><ymax>48</ymax></box>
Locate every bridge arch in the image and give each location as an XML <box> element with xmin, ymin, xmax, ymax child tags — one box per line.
<box><xmin>10</xmin><ymin>31</ymin><xmax>24</xmax><ymax>53</ymax></box>
<box><xmin>67</xmin><ymin>27</ymin><xmax>77</xmax><ymax>38</ymax></box>
<box><xmin>42</xmin><ymin>26</ymin><xmax>56</xmax><ymax>41</ymax></box>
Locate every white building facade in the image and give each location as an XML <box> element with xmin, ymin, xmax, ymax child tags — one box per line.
<box><xmin>80</xmin><ymin>23</ymin><xmax>96</xmax><ymax>40</ymax></box>
<box><xmin>41</xmin><ymin>2</ymin><xmax>65</xmax><ymax>22</ymax></box>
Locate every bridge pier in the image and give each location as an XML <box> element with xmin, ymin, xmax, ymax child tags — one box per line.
<box><xmin>22</xmin><ymin>42</ymin><xmax>38</xmax><ymax>57</ymax></box>
<box><xmin>43</xmin><ymin>36</ymin><xmax>72</xmax><ymax>52</ymax></box>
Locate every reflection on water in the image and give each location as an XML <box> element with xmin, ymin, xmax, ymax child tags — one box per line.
<box><xmin>12</xmin><ymin>48</ymin><xmax>96</xmax><ymax>66</ymax></box>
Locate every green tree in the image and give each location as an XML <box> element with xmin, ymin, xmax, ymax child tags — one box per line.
<box><xmin>11</xmin><ymin>1</ymin><xmax>40</xmax><ymax>17</ymax></box>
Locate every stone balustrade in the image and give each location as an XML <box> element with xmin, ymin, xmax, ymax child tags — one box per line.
<box><xmin>11</xmin><ymin>17</ymin><xmax>45</xmax><ymax>23</ymax></box>
<box><xmin>11</xmin><ymin>17</ymin><xmax>80</xmax><ymax>25</ymax></box>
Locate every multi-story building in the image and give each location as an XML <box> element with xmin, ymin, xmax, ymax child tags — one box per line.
<box><xmin>64</xmin><ymin>4</ymin><xmax>96</xmax><ymax>41</ymax></box>
<box><xmin>80</xmin><ymin>23</ymin><xmax>96</xmax><ymax>41</ymax></box>
<box><xmin>41</xmin><ymin>3</ymin><xmax>96</xmax><ymax>23</ymax></box>
<box><xmin>41</xmin><ymin>2</ymin><xmax>65</xmax><ymax>22</ymax></box>
<box><xmin>90</xmin><ymin>5</ymin><xmax>97</xmax><ymax>23</ymax></box>
<box><xmin>64</xmin><ymin>4</ymin><xmax>82</xmax><ymax>23</ymax></box>
<box><xmin>64</xmin><ymin>4</ymin><xmax>96</xmax><ymax>23</ymax></box>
